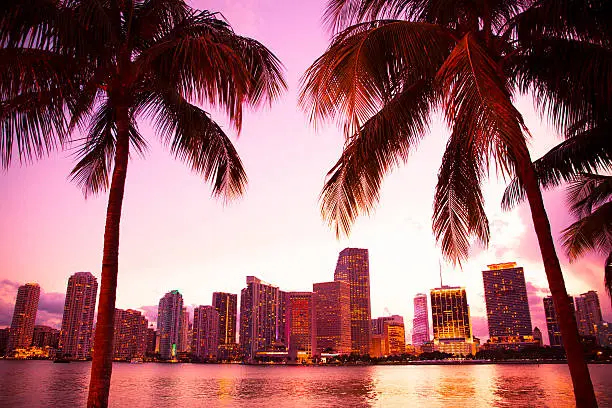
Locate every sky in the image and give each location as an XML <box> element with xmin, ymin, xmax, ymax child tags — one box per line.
<box><xmin>0</xmin><ymin>0</ymin><xmax>610</xmax><ymax>346</ymax></box>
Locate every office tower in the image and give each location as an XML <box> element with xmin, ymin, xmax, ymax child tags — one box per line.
<box><xmin>543</xmin><ymin>295</ymin><xmax>575</xmax><ymax>347</ymax></box>
<box><xmin>59</xmin><ymin>272</ymin><xmax>98</xmax><ymax>359</ymax></box>
<box><xmin>482</xmin><ymin>263</ymin><xmax>533</xmax><ymax>338</ymax></box>
<box><xmin>157</xmin><ymin>290</ymin><xmax>184</xmax><ymax>360</ymax></box>
<box><xmin>32</xmin><ymin>325</ymin><xmax>60</xmax><ymax>348</ymax></box>
<box><xmin>277</xmin><ymin>291</ymin><xmax>289</xmax><ymax>347</ymax></box>
<box><xmin>334</xmin><ymin>248</ymin><xmax>372</xmax><ymax>354</ymax></box>
<box><xmin>212</xmin><ymin>292</ymin><xmax>238</xmax><ymax>345</ymax></box>
<box><xmin>372</xmin><ymin>315</ymin><xmax>404</xmax><ymax>336</ymax></box>
<box><xmin>313</xmin><ymin>281</ymin><xmax>351</xmax><ymax>355</ymax></box>
<box><xmin>7</xmin><ymin>283</ymin><xmax>40</xmax><ymax>352</ymax></box>
<box><xmin>178</xmin><ymin>307</ymin><xmax>190</xmax><ymax>353</ymax></box>
<box><xmin>286</xmin><ymin>292</ymin><xmax>314</xmax><ymax>358</ymax></box>
<box><xmin>384</xmin><ymin>321</ymin><xmax>406</xmax><ymax>355</ymax></box>
<box><xmin>430</xmin><ymin>286</ymin><xmax>475</xmax><ymax>355</ymax></box>
<box><xmin>113</xmin><ymin>309</ymin><xmax>148</xmax><ymax>360</ymax></box>
<box><xmin>192</xmin><ymin>305</ymin><xmax>219</xmax><ymax>360</ymax></box>
<box><xmin>412</xmin><ymin>293</ymin><xmax>430</xmax><ymax>346</ymax></box>
<box><xmin>533</xmin><ymin>327</ymin><xmax>543</xmax><ymax>346</ymax></box>
<box><xmin>574</xmin><ymin>291</ymin><xmax>603</xmax><ymax>337</ymax></box>
<box><xmin>239</xmin><ymin>276</ymin><xmax>280</xmax><ymax>360</ymax></box>
<box><xmin>145</xmin><ymin>326</ymin><xmax>156</xmax><ymax>355</ymax></box>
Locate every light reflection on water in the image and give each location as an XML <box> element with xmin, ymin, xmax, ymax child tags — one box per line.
<box><xmin>0</xmin><ymin>361</ymin><xmax>610</xmax><ymax>407</ymax></box>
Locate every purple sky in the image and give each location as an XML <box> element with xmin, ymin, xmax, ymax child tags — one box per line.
<box><xmin>0</xmin><ymin>0</ymin><xmax>610</xmax><ymax>345</ymax></box>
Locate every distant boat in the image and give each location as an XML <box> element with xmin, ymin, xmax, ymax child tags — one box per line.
<box><xmin>130</xmin><ymin>358</ymin><xmax>143</xmax><ymax>364</ymax></box>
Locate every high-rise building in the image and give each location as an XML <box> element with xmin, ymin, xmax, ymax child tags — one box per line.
<box><xmin>113</xmin><ymin>309</ymin><xmax>148</xmax><ymax>361</ymax></box>
<box><xmin>482</xmin><ymin>263</ymin><xmax>533</xmax><ymax>342</ymax></box>
<box><xmin>372</xmin><ymin>315</ymin><xmax>403</xmax><ymax>335</ymax></box>
<box><xmin>7</xmin><ymin>283</ymin><xmax>40</xmax><ymax>352</ymax></box>
<box><xmin>145</xmin><ymin>326</ymin><xmax>156</xmax><ymax>356</ymax></box>
<box><xmin>192</xmin><ymin>305</ymin><xmax>219</xmax><ymax>360</ymax></box>
<box><xmin>277</xmin><ymin>291</ymin><xmax>289</xmax><ymax>347</ymax></box>
<box><xmin>574</xmin><ymin>291</ymin><xmax>603</xmax><ymax>338</ymax></box>
<box><xmin>212</xmin><ymin>292</ymin><xmax>238</xmax><ymax>345</ymax></box>
<box><xmin>32</xmin><ymin>325</ymin><xmax>60</xmax><ymax>348</ymax></box>
<box><xmin>334</xmin><ymin>248</ymin><xmax>372</xmax><ymax>355</ymax></box>
<box><xmin>157</xmin><ymin>290</ymin><xmax>183</xmax><ymax>360</ymax></box>
<box><xmin>533</xmin><ymin>327</ymin><xmax>543</xmax><ymax>346</ymax></box>
<box><xmin>178</xmin><ymin>307</ymin><xmax>190</xmax><ymax>353</ymax></box>
<box><xmin>239</xmin><ymin>276</ymin><xmax>280</xmax><ymax>360</ymax></box>
<box><xmin>412</xmin><ymin>293</ymin><xmax>430</xmax><ymax>346</ymax></box>
<box><xmin>430</xmin><ymin>286</ymin><xmax>476</xmax><ymax>355</ymax></box>
<box><xmin>0</xmin><ymin>328</ymin><xmax>9</xmax><ymax>356</ymax></box>
<box><xmin>286</xmin><ymin>292</ymin><xmax>314</xmax><ymax>359</ymax></box>
<box><xmin>313</xmin><ymin>281</ymin><xmax>351</xmax><ymax>355</ymax></box>
<box><xmin>543</xmin><ymin>295</ymin><xmax>576</xmax><ymax>347</ymax></box>
<box><xmin>59</xmin><ymin>272</ymin><xmax>98</xmax><ymax>359</ymax></box>
<box><xmin>384</xmin><ymin>321</ymin><xmax>406</xmax><ymax>356</ymax></box>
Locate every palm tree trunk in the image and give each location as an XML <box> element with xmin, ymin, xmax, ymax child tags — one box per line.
<box><xmin>87</xmin><ymin>105</ymin><xmax>130</xmax><ymax>408</ymax></box>
<box><xmin>517</xmin><ymin>155</ymin><xmax>598</xmax><ymax>407</ymax></box>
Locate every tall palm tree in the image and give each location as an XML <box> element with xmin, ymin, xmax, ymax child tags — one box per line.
<box><xmin>0</xmin><ymin>1</ymin><xmax>286</xmax><ymax>406</ymax></box>
<box><xmin>299</xmin><ymin>0</ymin><xmax>609</xmax><ymax>406</ymax></box>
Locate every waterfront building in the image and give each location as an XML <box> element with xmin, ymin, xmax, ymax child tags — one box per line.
<box><xmin>59</xmin><ymin>272</ymin><xmax>98</xmax><ymax>359</ymax></box>
<box><xmin>574</xmin><ymin>291</ymin><xmax>603</xmax><ymax>338</ymax></box>
<box><xmin>0</xmin><ymin>328</ymin><xmax>9</xmax><ymax>355</ymax></box>
<box><xmin>286</xmin><ymin>292</ymin><xmax>314</xmax><ymax>360</ymax></box>
<box><xmin>313</xmin><ymin>281</ymin><xmax>351</xmax><ymax>355</ymax></box>
<box><xmin>412</xmin><ymin>293</ymin><xmax>430</xmax><ymax>346</ymax></box>
<box><xmin>384</xmin><ymin>321</ymin><xmax>406</xmax><ymax>356</ymax></box>
<box><xmin>192</xmin><ymin>305</ymin><xmax>219</xmax><ymax>360</ymax></box>
<box><xmin>334</xmin><ymin>248</ymin><xmax>372</xmax><ymax>355</ymax></box>
<box><xmin>533</xmin><ymin>327</ymin><xmax>543</xmax><ymax>346</ymax></box>
<box><xmin>370</xmin><ymin>334</ymin><xmax>384</xmax><ymax>358</ymax></box>
<box><xmin>145</xmin><ymin>326</ymin><xmax>156</xmax><ymax>356</ymax></box>
<box><xmin>113</xmin><ymin>309</ymin><xmax>148</xmax><ymax>361</ymax></box>
<box><xmin>372</xmin><ymin>315</ymin><xmax>404</xmax><ymax>335</ymax></box>
<box><xmin>7</xmin><ymin>283</ymin><xmax>40</xmax><ymax>353</ymax></box>
<box><xmin>278</xmin><ymin>291</ymin><xmax>289</xmax><ymax>347</ymax></box>
<box><xmin>178</xmin><ymin>307</ymin><xmax>190</xmax><ymax>353</ymax></box>
<box><xmin>543</xmin><ymin>295</ymin><xmax>575</xmax><ymax>347</ymax></box>
<box><xmin>157</xmin><ymin>290</ymin><xmax>184</xmax><ymax>360</ymax></box>
<box><xmin>239</xmin><ymin>276</ymin><xmax>281</xmax><ymax>360</ymax></box>
<box><xmin>597</xmin><ymin>322</ymin><xmax>612</xmax><ymax>348</ymax></box>
<box><xmin>32</xmin><ymin>325</ymin><xmax>60</xmax><ymax>348</ymax></box>
<box><xmin>212</xmin><ymin>292</ymin><xmax>238</xmax><ymax>346</ymax></box>
<box><xmin>430</xmin><ymin>286</ymin><xmax>476</xmax><ymax>355</ymax></box>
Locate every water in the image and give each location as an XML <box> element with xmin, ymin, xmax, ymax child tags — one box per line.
<box><xmin>0</xmin><ymin>361</ymin><xmax>611</xmax><ymax>407</ymax></box>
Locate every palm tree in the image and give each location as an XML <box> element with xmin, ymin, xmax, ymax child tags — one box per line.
<box><xmin>299</xmin><ymin>0</ymin><xmax>609</xmax><ymax>406</ymax></box>
<box><xmin>1</xmin><ymin>1</ymin><xmax>285</xmax><ymax>406</ymax></box>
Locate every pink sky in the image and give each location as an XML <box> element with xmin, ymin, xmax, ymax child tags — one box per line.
<box><xmin>0</xmin><ymin>0</ymin><xmax>610</xmax><ymax>345</ymax></box>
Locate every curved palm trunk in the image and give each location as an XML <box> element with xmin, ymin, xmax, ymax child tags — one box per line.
<box><xmin>517</xmin><ymin>155</ymin><xmax>598</xmax><ymax>407</ymax></box>
<box><xmin>87</xmin><ymin>105</ymin><xmax>130</xmax><ymax>408</ymax></box>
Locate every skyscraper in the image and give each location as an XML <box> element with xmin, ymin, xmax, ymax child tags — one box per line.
<box><xmin>543</xmin><ymin>295</ymin><xmax>575</xmax><ymax>347</ymax></box>
<box><xmin>313</xmin><ymin>281</ymin><xmax>351</xmax><ymax>355</ymax></box>
<box><xmin>430</xmin><ymin>286</ymin><xmax>475</xmax><ymax>355</ymax></box>
<box><xmin>7</xmin><ymin>283</ymin><xmax>40</xmax><ymax>353</ymax></box>
<box><xmin>277</xmin><ymin>290</ymin><xmax>289</xmax><ymax>347</ymax></box>
<box><xmin>239</xmin><ymin>276</ymin><xmax>280</xmax><ymax>360</ymax></box>
<box><xmin>574</xmin><ymin>291</ymin><xmax>603</xmax><ymax>338</ymax></box>
<box><xmin>372</xmin><ymin>315</ymin><xmax>404</xmax><ymax>336</ymax></box>
<box><xmin>59</xmin><ymin>272</ymin><xmax>98</xmax><ymax>359</ymax></box>
<box><xmin>412</xmin><ymin>293</ymin><xmax>430</xmax><ymax>346</ymax></box>
<box><xmin>113</xmin><ymin>309</ymin><xmax>148</xmax><ymax>361</ymax></box>
<box><xmin>178</xmin><ymin>307</ymin><xmax>190</xmax><ymax>353</ymax></box>
<box><xmin>157</xmin><ymin>290</ymin><xmax>183</xmax><ymax>360</ymax></box>
<box><xmin>145</xmin><ymin>326</ymin><xmax>156</xmax><ymax>356</ymax></box>
<box><xmin>212</xmin><ymin>292</ymin><xmax>238</xmax><ymax>345</ymax></box>
<box><xmin>482</xmin><ymin>263</ymin><xmax>533</xmax><ymax>338</ymax></box>
<box><xmin>334</xmin><ymin>248</ymin><xmax>372</xmax><ymax>355</ymax></box>
<box><xmin>286</xmin><ymin>292</ymin><xmax>314</xmax><ymax>358</ymax></box>
<box><xmin>192</xmin><ymin>305</ymin><xmax>219</xmax><ymax>360</ymax></box>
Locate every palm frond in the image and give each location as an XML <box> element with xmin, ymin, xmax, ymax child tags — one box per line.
<box><xmin>501</xmin><ymin>121</ymin><xmax>612</xmax><ymax>209</ymax></box>
<box><xmin>137</xmin><ymin>84</ymin><xmax>247</xmax><ymax>200</ymax></box>
<box><xmin>320</xmin><ymin>79</ymin><xmax>435</xmax><ymax>237</ymax></box>
<box><xmin>606</xmin><ymin>251</ymin><xmax>612</xmax><ymax>298</ymax></box>
<box><xmin>561</xmin><ymin>201</ymin><xmax>612</xmax><ymax>261</ymax></box>
<box><xmin>300</xmin><ymin>20</ymin><xmax>452</xmax><ymax>137</ymax></box>
<box><xmin>566</xmin><ymin>173</ymin><xmax>612</xmax><ymax>219</ymax></box>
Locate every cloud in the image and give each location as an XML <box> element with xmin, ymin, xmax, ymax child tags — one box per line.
<box><xmin>471</xmin><ymin>315</ymin><xmax>489</xmax><ymax>340</ymax></box>
<box><xmin>0</xmin><ymin>279</ymin><xmax>65</xmax><ymax>329</ymax></box>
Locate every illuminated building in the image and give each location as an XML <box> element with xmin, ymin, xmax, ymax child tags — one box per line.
<box><xmin>412</xmin><ymin>293</ymin><xmax>430</xmax><ymax>346</ymax></box>
<box><xmin>0</xmin><ymin>328</ymin><xmax>10</xmax><ymax>355</ymax></box>
<box><xmin>212</xmin><ymin>292</ymin><xmax>238</xmax><ymax>345</ymax></box>
<box><xmin>574</xmin><ymin>291</ymin><xmax>603</xmax><ymax>338</ymax></box>
<box><xmin>8</xmin><ymin>283</ymin><xmax>40</xmax><ymax>353</ymax></box>
<box><xmin>384</xmin><ymin>321</ymin><xmax>406</xmax><ymax>355</ymax></box>
<box><xmin>32</xmin><ymin>325</ymin><xmax>60</xmax><ymax>348</ymax></box>
<box><xmin>372</xmin><ymin>315</ymin><xmax>404</xmax><ymax>335</ymax></box>
<box><xmin>334</xmin><ymin>248</ymin><xmax>372</xmax><ymax>355</ymax></box>
<box><xmin>178</xmin><ymin>307</ymin><xmax>190</xmax><ymax>353</ymax></box>
<box><xmin>430</xmin><ymin>286</ymin><xmax>476</xmax><ymax>355</ymax></box>
<box><xmin>278</xmin><ymin>291</ymin><xmax>289</xmax><ymax>347</ymax></box>
<box><xmin>313</xmin><ymin>281</ymin><xmax>351</xmax><ymax>355</ymax></box>
<box><xmin>113</xmin><ymin>309</ymin><xmax>148</xmax><ymax>361</ymax></box>
<box><xmin>157</xmin><ymin>290</ymin><xmax>183</xmax><ymax>360</ymax></box>
<box><xmin>239</xmin><ymin>276</ymin><xmax>281</xmax><ymax>361</ymax></box>
<box><xmin>543</xmin><ymin>295</ymin><xmax>575</xmax><ymax>347</ymax></box>
<box><xmin>192</xmin><ymin>305</ymin><xmax>219</xmax><ymax>360</ymax></box>
<box><xmin>145</xmin><ymin>326</ymin><xmax>156</xmax><ymax>356</ymax></box>
<box><xmin>533</xmin><ymin>327</ymin><xmax>543</xmax><ymax>346</ymax></box>
<box><xmin>59</xmin><ymin>272</ymin><xmax>98</xmax><ymax>359</ymax></box>
<box><xmin>286</xmin><ymin>292</ymin><xmax>314</xmax><ymax>360</ymax></box>
<box><xmin>597</xmin><ymin>322</ymin><xmax>612</xmax><ymax>348</ymax></box>
<box><xmin>370</xmin><ymin>334</ymin><xmax>384</xmax><ymax>358</ymax></box>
